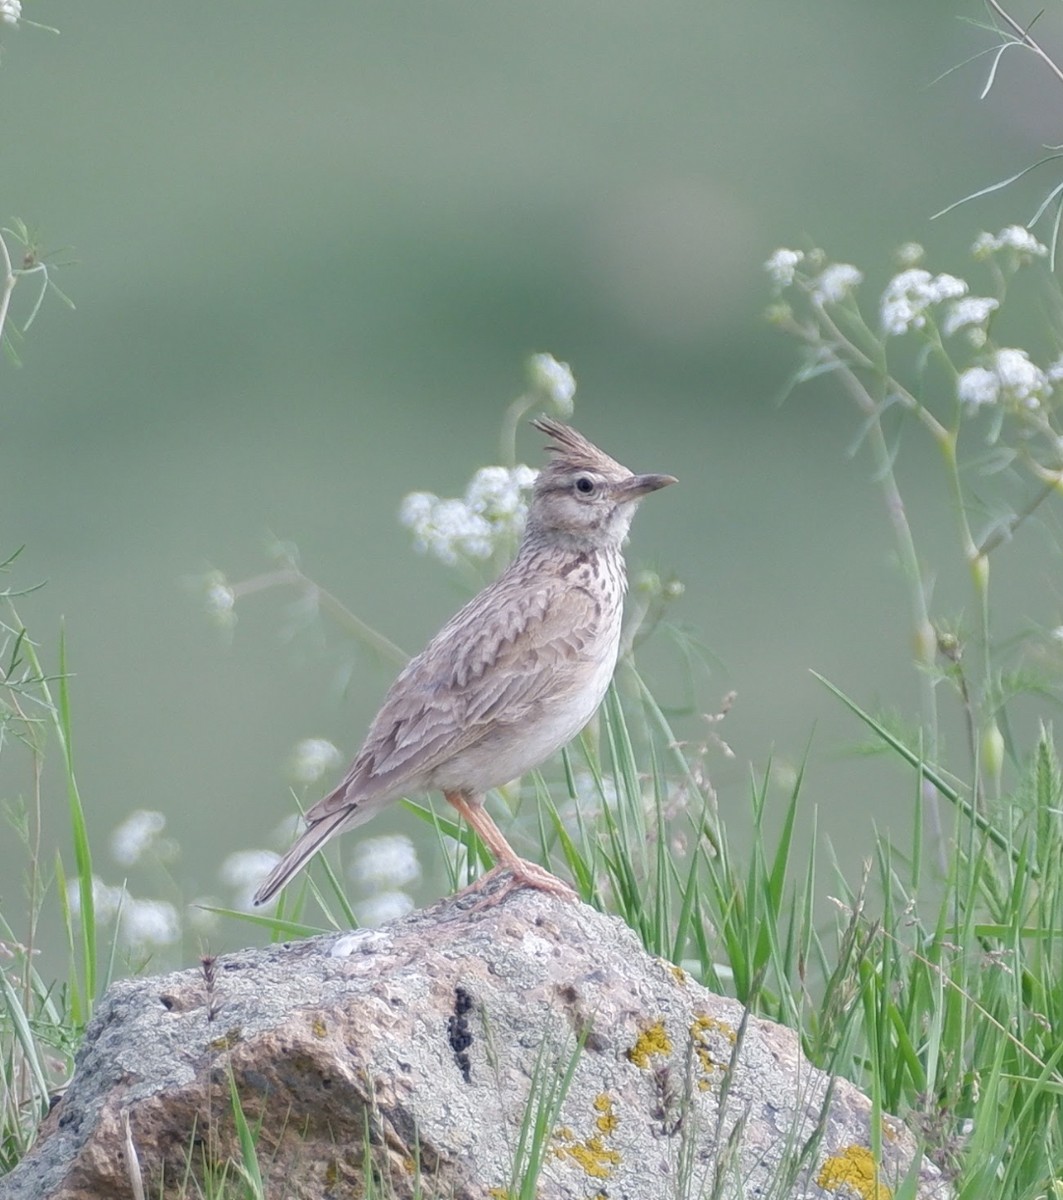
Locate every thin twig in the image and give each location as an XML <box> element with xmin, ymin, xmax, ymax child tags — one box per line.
<box><xmin>985</xmin><ymin>0</ymin><xmax>1063</xmax><ymax>89</ymax></box>
<box><xmin>976</xmin><ymin>476</ymin><xmax>1058</xmax><ymax>556</ymax></box>
<box><xmin>231</xmin><ymin>566</ymin><xmax>408</xmax><ymax>667</ymax></box>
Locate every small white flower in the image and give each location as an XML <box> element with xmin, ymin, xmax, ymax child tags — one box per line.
<box><xmin>880</xmin><ymin>269</ymin><xmax>968</xmax><ymax>337</ymax></box>
<box><xmin>272</xmin><ymin>812</ymin><xmax>305</xmax><ymax>844</ymax></box>
<box><xmin>528</xmin><ymin>353</ymin><xmax>576</xmax><ymax>416</ymax></box>
<box><xmin>464</xmin><ymin>464</ymin><xmax>537</xmax><ymax>543</ymax></box>
<box><xmin>1045</xmin><ymin>355</ymin><xmax>1063</xmax><ymax>385</ymax></box>
<box><xmin>66</xmin><ymin>876</ymin><xmax>128</xmax><ymax>924</ymax></box>
<box><xmin>289</xmin><ymin>737</ymin><xmax>343</xmax><ymax>785</ymax></box>
<box><xmin>942</xmin><ymin>296</ymin><xmax>999</xmax><ymax>338</ymax></box>
<box><xmin>397</xmin><ymin>491</ymin><xmax>434</xmax><ymax>529</ymax></box>
<box><xmin>110</xmin><ymin>810</ymin><xmax>167</xmax><ymax>867</ymax></box>
<box><xmin>356</xmin><ymin>890</ymin><xmax>414</xmax><ymax>927</ymax></box>
<box><xmin>894</xmin><ymin>242</ymin><xmax>924</xmax><ymax>269</ymax></box>
<box><xmin>809</xmin><ymin>263</ymin><xmax>863</xmax><ymax>307</ymax></box>
<box><xmin>221</xmin><ymin>849</ymin><xmax>279</xmax><ymax>888</ymax></box>
<box><xmin>929</xmin><ymin>274</ymin><xmax>967</xmax><ymax>301</ymax></box>
<box><xmin>119</xmin><ymin>898</ymin><xmax>181</xmax><ymax>949</ymax></box>
<box><xmin>0</xmin><ymin>0</ymin><xmax>21</xmax><ymax>27</ymax></box>
<box><xmin>764</xmin><ymin>248</ymin><xmax>804</xmax><ymax>289</ymax></box>
<box><xmin>110</xmin><ymin>811</ymin><xmax>171</xmax><ymax>868</ymax></box>
<box><xmin>201</xmin><ymin>572</ymin><xmax>236</xmax><ymax>630</ymax></box>
<box><xmin>399</xmin><ymin>491</ymin><xmax>493</xmax><ymax>564</ymax></box>
<box><xmin>349</xmin><ymin>834</ymin><xmax>422</xmax><ymax>890</ymax></box>
<box><xmin>434</xmin><ymin>498</ymin><xmax>493</xmax><ymax>560</ymax></box>
<box><xmin>220</xmin><ymin>849</ymin><xmax>279</xmax><ymax>909</ymax></box>
<box><xmin>971</xmin><ymin>226</ymin><xmax>1048</xmax><ymax>261</ymax></box>
<box><xmin>186</xmin><ymin>901</ymin><xmax>221</xmax><ymax>935</ymax></box>
<box><xmin>994</xmin><ymin>347</ymin><xmax>1046</xmax><ymax>408</ymax></box>
<box><xmin>957</xmin><ymin>349</ymin><xmax>1048</xmax><ymax>412</ymax></box>
<box><xmin>401</xmin><ymin>465</ymin><xmax>536</xmax><ymax>565</ymax></box>
<box><xmin>956</xmin><ymin>367</ymin><xmax>1000</xmax><ymax>412</ymax></box>
<box><xmin>466</xmin><ymin>465</ymin><xmax>536</xmax><ymax>519</ymax></box>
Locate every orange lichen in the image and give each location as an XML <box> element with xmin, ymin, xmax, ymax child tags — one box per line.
<box><xmin>626</xmin><ymin>1020</ymin><xmax>672</xmax><ymax>1068</ymax></box>
<box><xmin>816</xmin><ymin>1145</ymin><xmax>893</xmax><ymax>1199</ymax></box>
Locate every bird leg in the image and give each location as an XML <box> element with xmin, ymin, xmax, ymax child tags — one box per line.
<box><xmin>445</xmin><ymin>791</ymin><xmax>577</xmax><ymax>905</ymax></box>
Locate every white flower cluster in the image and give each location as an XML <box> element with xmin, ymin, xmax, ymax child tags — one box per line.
<box><xmin>894</xmin><ymin>242</ymin><xmax>924</xmax><ymax>268</ymax></box>
<box><xmin>957</xmin><ymin>348</ymin><xmax>1050</xmax><ymax>412</ymax></box>
<box><xmin>289</xmin><ymin>736</ymin><xmax>343</xmax><ymax>785</ymax></box>
<box><xmin>357</xmin><ymin>891</ymin><xmax>415</xmax><ymax>926</ymax></box>
<box><xmin>349</xmin><ymin>834</ymin><xmax>421</xmax><ymax>889</ymax></box>
<box><xmin>880</xmin><ymin>269</ymin><xmax>968</xmax><ymax>337</ymax></box>
<box><xmin>809</xmin><ymin>262</ymin><xmax>863</xmax><ymax>307</ymax></box>
<box><xmin>110</xmin><ymin>809</ymin><xmax>169</xmax><ymax>867</ymax></box>
<box><xmin>941</xmin><ymin>296</ymin><xmax>999</xmax><ymax>343</ymax></box>
<box><xmin>65</xmin><ymin>876</ymin><xmax>181</xmax><ymax>949</ymax></box>
<box><xmin>971</xmin><ymin>225</ymin><xmax>1048</xmax><ymax>261</ymax></box>
<box><xmin>764</xmin><ymin>248</ymin><xmax>863</xmax><ymax>304</ymax></box>
<box><xmin>528</xmin><ymin>353</ymin><xmax>576</xmax><ymax>416</ymax></box>
<box><xmin>764</xmin><ymin>248</ymin><xmax>804</xmax><ymax>288</ymax></box>
<box><xmin>119</xmin><ymin>899</ymin><xmax>182</xmax><ymax>949</ymax></box>
<box><xmin>220</xmin><ymin>848</ymin><xmax>281</xmax><ymax>910</ymax></box>
<box><xmin>400</xmin><ymin>463</ymin><xmax>537</xmax><ymax>565</ymax></box>
<box><xmin>346</xmin><ymin>834</ymin><xmax>422</xmax><ymax>926</ymax></box>
<box><xmin>0</xmin><ymin>0</ymin><xmax>21</xmax><ymax>27</ymax></box>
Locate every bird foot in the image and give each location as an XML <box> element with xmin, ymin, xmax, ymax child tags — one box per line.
<box><xmin>454</xmin><ymin>858</ymin><xmax>578</xmax><ymax>911</ymax></box>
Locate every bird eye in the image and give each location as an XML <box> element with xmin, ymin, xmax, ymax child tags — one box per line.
<box><xmin>574</xmin><ymin>476</ymin><xmax>596</xmax><ymax>495</ymax></box>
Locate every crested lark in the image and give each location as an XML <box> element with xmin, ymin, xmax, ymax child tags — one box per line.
<box><xmin>253</xmin><ymin>417</ymin><xmax>676</xmax><ymax>907</ymax></box>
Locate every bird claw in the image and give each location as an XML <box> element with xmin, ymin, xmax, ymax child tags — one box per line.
<box><xmin>454</xmin><ymin>859</ymin><xmax>578</xmax><ymax>911</ymax></box>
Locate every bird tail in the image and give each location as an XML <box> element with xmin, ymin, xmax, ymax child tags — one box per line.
<box><xmin>252</xmin><ymin>808</ymin><xmax>353</xmax><ymax>906</ymax></box>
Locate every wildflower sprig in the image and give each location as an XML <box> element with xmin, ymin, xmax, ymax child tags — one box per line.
<box><xmin>767</xmin><ymin>225</ymin><xmax>1063</xmax><ymax>821</ymax></box>
<box><xmin>397</xmin><ymin>353</ymin><xmax>575</xmax><ymax>575</ymax></box>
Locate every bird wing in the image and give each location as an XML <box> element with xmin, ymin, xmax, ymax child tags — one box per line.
<box><xmin>305</xmin><ymin>572</ymin><xmax>605</xmax><ymax>821</ymax></box>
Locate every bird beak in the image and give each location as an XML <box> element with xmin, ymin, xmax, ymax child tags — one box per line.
<box><xmin>617</xmin><ymin>472</ymin><xmax>678</xmax><ymax>500</ymax></box>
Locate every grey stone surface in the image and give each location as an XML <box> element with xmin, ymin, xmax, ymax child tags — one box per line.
<box><xmin>0</xmin><ymin>887</ymin><xmax>951</xmax><ymax>1198</ymax></box>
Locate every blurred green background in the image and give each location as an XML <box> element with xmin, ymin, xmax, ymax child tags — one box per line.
<box><xmin>3</xmin><ymin>2</ymin><xmax>1062</xmax><ymax>962</ymax></box>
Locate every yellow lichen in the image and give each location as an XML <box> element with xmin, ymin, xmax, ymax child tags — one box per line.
<box><xmin>669</xmin><ymin>963</ymin><xmax>687</xmax><ymax>985</ymax></box>
<box><xmin>551</xmin><ymin>1130</ymin><xmax>621</xmax><ymax>1180</ymax></box>
<box><xmin>593</xmin><ymin>1092</ymin><xmax>618</xmax><ymax>1135</ymax></box>
<box><xmin>816</xmin><ymin>1145</ymin><xmax>893</xmax><ymax>1200</ymax></box>
<box><xmin>311</xmin><ymin>1016</ymin><xmax>328</xmax><ymax>1039</ymax></box>
<box><xmin>689</xmin><ymin>1014</ymin><xmax>736</xmax><ymax>1091</ymax></box>
<box><xmin>626</xmin><ymin>1020</ymin><xmax>672</xmax><ymax>1068</ymax></box>
<box><xmin>488</xmin><ymin>1190</ymin><xmax>511</xmax><ymax>1200</ymax></box>
<box><xmin>207</xmin><ymin>1027</ymin><xmax>242</xmax><ymax>1051</ymax></box>
<box><xmin>551</xmin><ymin>1095</ymin><xmax>622</xmax><ymax>1182</ymax></box>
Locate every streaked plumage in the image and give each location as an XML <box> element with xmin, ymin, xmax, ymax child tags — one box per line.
<box><xmin>253</xmin><ymin>417</ymin><xmax>675</xmax><ymax>906</ymax></box>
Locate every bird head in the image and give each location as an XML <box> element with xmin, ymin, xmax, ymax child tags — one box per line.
<box><xmin>525</xmin><ymin>416</ymin><xmax>676</xmax><ymax>548</ymax></box>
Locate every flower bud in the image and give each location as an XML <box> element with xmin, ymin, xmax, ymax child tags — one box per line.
<box><xmin>981</xmin><ymin>722</ymin><xmax>1005</xmax><ymax>792</ymax></box>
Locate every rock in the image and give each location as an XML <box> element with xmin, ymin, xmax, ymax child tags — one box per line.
<box><xmin>0</xmin><ymin>887</ymin><xmax>951</xmax><ymax>1199</ymax></box>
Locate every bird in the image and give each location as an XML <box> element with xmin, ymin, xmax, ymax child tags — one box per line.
<box><xmin>252</xmin><ymin>417</ymin><xmax>676</xmax><ymax>907</ymax></box>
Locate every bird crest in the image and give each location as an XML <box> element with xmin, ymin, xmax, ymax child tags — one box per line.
<box><xmin>531</xmin><ymin>416</ymin><xmax>628</xmax><ymax>479</ymax></box>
